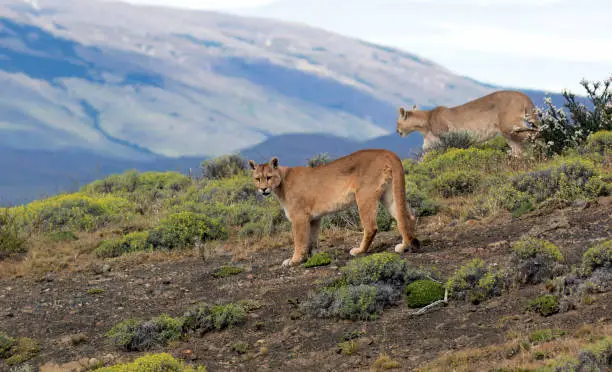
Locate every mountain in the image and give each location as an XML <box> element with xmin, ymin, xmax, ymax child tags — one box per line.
<box><xmin>0</xmin><ymin>0</ymin><xmax>579</xmax><ymax>204</ymax></box>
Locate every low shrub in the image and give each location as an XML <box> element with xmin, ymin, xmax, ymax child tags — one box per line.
<box><xmin>511</xmin><ymin>237</ymin><xmax>565</xmax><ymax>285</ymax></box>
<box><xmin>307</xmin><ymin>153</ymin><xmax>332</xmax><ymax>168</ymax></box>
<box><xmin>0</xmin><ymin>335</ymin><xmax>40</xmax><ymax>366</ymax></box>
<box><xmin>427</xmin><ymin>131</ymin><xmax>478</xmax><ymax>153</ymax></box>
<box><xmin>371</xmin><ymin>353</ymin><xmax>401</xmax><ymax>370</ymax></box>
<box><xmin>527</xmin><ymin>294</ymin><xmax>560</xmax><ymax>317</ymax></box>
<box><xmin>405</xmin><ymin>279</ymin><xmax>445</xmax><ymax>308</ymax></box>
<box><xmin>182</xmin><ymin>303</ymin><xmax>246</xmax><ymax>336</ymax></box>
<box><xmin>93</xmin><ymin>353</ymin><xmax>206</xmax><ymax>372</ymax></box>
<box><xmin>529</xmin><ymin>329</ymin><xmax>567</xmax><ymax>344</ymax></box>
<box><xmin>304</xmin><ymin>252</ymin><xmax>332</xmax><ymax>268</ymax></box>
<box><xmin>303</xmin><ymin>284</ymin><xmax>390</xmax><ymax>321</ymax></box>
<box><xmin>95</xmin><ymin>231</ymin><xmax>152</xmax><ymax>258</ymax></box>
<box><xmin>578</xmin><ymin>336</ymin><xmax>612</xmax><ymax>370</ymax></box>
<box><xmin>10</xmin><ymin>193</ymin><xmax>133</xmax><ymax>232</ymax></box>
<box><xmin>421</xmin><ymin>147</ymin><xmax>505</xmax><ymax>174</ymax></box>
<box><xmin>433</xmin><ymin>170</ymin><xmax>482</xmax><ymax>198</ymax></box>
<box><xmin>47</xmin><ymin>231</ymin><xmax>78</xmax><ymax>242</ymax></box>
<box><xmin>147</xmin><ymin>212</ymin><xmax>227</xmax><ymax>250</ymax></box>
<box><xmin>106</xmin><ymin>314</ymin><xmax>183</xmax><ymax>351</ymax></box>
<box><xmin>446</xmin><ymin>258</ymin><xmax>507</xmax><ymax>304</ymax></box>
<box><xmin>405</xmin><ymin>181</ymin><xmax>439</xmax><ymax>217</ymax></box>
<box><xmin>212</xmin><ymin>266</ymin><xmax>243</xmax><ymax>278</ymax></box>
<box><xmin>584</xmin><ymin>130</ymin><xmax>612</xmax><ymax>156</ymax></box>
<box><xmin>581</xmin><ymin>239</ymin><xmax>612</xmax><ymax>276</ymax></box>
<box><xmin>200</xmin><ymin>154</ymin><xmax>248</xmax><ymax>180</ymax></box>
<box><xmin>0</xmin><ymin>210</ymin><xmax>27</xmax><ymax>259</ymax></box>
<box><xmin>535</xmin><ymin>355</ymin><xmax>581</xmax><ymax>372</ymax></box>
<box><xmin>321</xmin><ymin>204</ymin><xmax>394</xmax><ymax>232</ymax></box>
<box><xmin>341</xmin><ymin>253</ymin><xmax>407</xmax><ymax>287</ymax></box>
<box><xmin>83</xmin><ymin>170</ymin><xmax>191</xmax><ymax>197</ymax></box>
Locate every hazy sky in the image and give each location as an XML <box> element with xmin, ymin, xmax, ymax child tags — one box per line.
<box><xmin>115</xmin><ymin>0</ymin><xmax>611</xmax><ymax>93</ymax></box>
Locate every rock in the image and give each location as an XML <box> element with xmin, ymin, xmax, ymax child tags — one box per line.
<box><xmin>102</xmin><ymin>354</ymin><xmax>115</xmax><ymax>363</ymax></box>
<box><xmin>527</xmin><ymin>211</ymin><xmax>570</xmax><ymax>236</ymax></box>
<box><xmin>89</xmin><ymin>358</ymin><xmax>100</xmax><ymax>368</ymax></box>
<box><xmin>102</xmin><ymin>264</ymin><xmax>111</xmax><ymax>273</ymax></box>
<box><xmin>71</xmin><ymin>333</ymin><xmax>89</xmax><ymax>346</ymax></box>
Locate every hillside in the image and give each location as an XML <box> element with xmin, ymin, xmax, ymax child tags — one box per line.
<box><xmin>0</xmin><ymin>129</ymin><xmax>610</xmax><ymax>371</ymax></box>
<box><xmin>0</xmin><ymin>0</ymin><xmax>583</xmax><ymax>204</ymax></box>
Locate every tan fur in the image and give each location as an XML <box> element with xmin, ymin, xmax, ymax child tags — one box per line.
<box><xmin>396</xmin><ymin>90</ymin><xmax>540</xmax><ymax>156</ymax></box>
<box><xmin>248</xmin><ymin>150</ymin><xmax>420</xmax><ymax>267</ymax></box>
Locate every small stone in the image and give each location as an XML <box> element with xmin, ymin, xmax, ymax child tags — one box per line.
<box><xmin>102</xmin><ymin>264</ymin><xmax>111</xmax><ymax>273</ymax></box>
<box><xmin>71</xmin><ymin>333</ymin><xmax>89</xmax><ymax>346</ymax></box>
<box><xmin>89</xmin><ymin>358</ymin><xmax>100</xmax><ymax>368</ymax></box>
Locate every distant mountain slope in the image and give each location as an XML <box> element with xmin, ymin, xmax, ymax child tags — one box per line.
<box><xmin>0</xmin><ymin>0</ymin><xmax>584</xmax><ymax>204</ymax></box>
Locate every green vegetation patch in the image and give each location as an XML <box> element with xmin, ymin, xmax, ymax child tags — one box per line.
<box><xmin>0</xmin><ymin>210</ymin><xmax>27</xmax><ymax>259</ymax></box>
<box><xmin>182</xmin><ymin>303</ymin><xmax>247</xmax><ymax>336</ymax></box>
<box><xmin>446</xmin><ymin>258</ymin><xmax>507</xmax><ymax>304</ymax></box>
<box><xmin>581</xmin><ymin>239</ymin><xmax>612</xmax><ymax>276</ymax></box>
<box><xmin>529</xmin><ymin>328</ymin><xmax>568</xmax><ymax>344</ymax></box>
<box><xmin>405</xmin><ymin>279</ymin><xmax>445</xmax><ymax>308</ymax></box>
<box><xmin>578</xmin><ymin>336</ymin><xmax>612</xmax><ymax>370</ymax></box>
<box><xmin>10</xmin><ymin>193</ymin><xmax>134</xmax><ymax>233</ymax></box>
<box><xmin>527</xmin><ymin>295</ymin><xmax>560</xmax><ymax>317</ymax></box>
<box><xmin>511</xmin><ymin>237</ymin><xmax>565</xmax><ymax>285</ymax></box>
<box><xmin>93</xmin><ymin>352</ymin><xmax>206</xmax><ymax>372</ymax></box>
<box><xmin>0</xmin><ymin>334</ymin><xmax>40</xmax><ymax>366</ymax></box>
<box><xmin>95</xmin><ymin>231</ymin><xmax>152</xmax><ymax>258</ymax></box>
<box><xmin>106</xmin><ymin>314</ymin><xmax>183</xmax><ymax>352</ymax></box>
<box><xmin>433</xmin><ymin>170</ymin><xmax>482</xmax><ymax>198</ymax></box>
<box><xmin>47</xmin><ymin>231</ymin><xmax>79</xmax><ymax>242</ymax></box>
<box><xmin>341</xmin><ymin>252</ymin><xmax>407</xmax><ymax>287</ymax></box>
<box><xmin>212</xmin><ymin>265</ymin><xmax>244</xmax><ymax>278</ymax></box>
<box><xmin>304</xmin><ymin>252</ymin><xmax>332</xmax><ymax>268</ymax></box>
<box><xmin>147</xmin><ymin>212</ymin><xmax>227</xmax><ymax>250</ymax></box>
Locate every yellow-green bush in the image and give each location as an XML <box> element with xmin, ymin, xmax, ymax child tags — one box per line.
<box><xmin>10</xmin><ymin>193</ymin><xmax>133</xmax><ymax>232</ymax></box>
<box><xmin>0</xmin><ymin>210</ymin><xmax>27</xmax><ymax>259</ymax></box>
<box><xmin>584</xmin><ymin>130</ymin><xmax>612</xmax><ymax>155</ymax></box>
<box><xmin>95</xmin><ymin>231</ymin><xmax>152</xmax><ymax>258</ymax></box>
<box><xmin>83</xmin><ymin>170</ymin><xmax>191</xmax><ymax>197</ymax></box>
<box><xmin>147</xmin><ymin>212</ymin><xmax>227</xmax><ymax>250</ymax></box>
<box><xmin>421</xmin><ymin>147</ymin><xmax>505</xmax><ymax>174</ymax></box>
<box><xmin>581</xmin><ymin>239</ymin><xmax>612</xmax><ymax>276</ymax></box>
<box><xmin>0</xmin><ymin>334</ymin><xmax>40</xmax><ymax>366</ymax></box>
<box><xmin>446</xmin><ymin>258</ymin><xmax>507</xmax><ymax>304</ymax></box>
<box><xmin>106</xmin><ymin>314</ymin><xmax>183</xmax><ymax>351</ymax></box>
<box><xmin>93</xmin><ymin>353</ymin><xmax>206</xmax><ymax>372</ymax></box>
<box><xmin>433</xmin><ymin>170</ymin><xmax>482</xmax><ymax>198</ymax></box>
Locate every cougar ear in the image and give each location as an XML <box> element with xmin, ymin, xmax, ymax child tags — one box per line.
<box><xmin>248</xmin><ymin>160</ymin><xmax>257</xmax><ymax>170</ymax></box>
<box><xmin>269</xmin><ymin>157</ymin><xmax>279</xmax><ymax>169</ymax></box>
<box><xmin>399</xmin><ymin>107</ymin><xmax>405</xmax><ymax>117</ymax></box>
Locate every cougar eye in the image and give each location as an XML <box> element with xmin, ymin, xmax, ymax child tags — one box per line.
<box><xmin>266</xmin><ymin>176</ymin><xmax>271</xmax><ymax>181</ymax></box>
<box><xmin>255</xmin><ymin>177</ymin><xmax>260</xmax><ymax>182</ymax></box>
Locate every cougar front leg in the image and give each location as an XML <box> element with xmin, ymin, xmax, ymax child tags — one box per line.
<box><xmin>283</xmin><ymin>216</ymin><xmax>310</xmax><ymax>267</ymax></box>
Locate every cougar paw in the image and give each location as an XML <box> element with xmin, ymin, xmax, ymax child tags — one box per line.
<box><xmin>349</xmin><ymin>248</ymin><xmax>364</xmax><ymax>256</ymax></box>
<box><xmin>394</xmin><ymin>243</ymin><xmax>406</xmax><ymax>253</ymax></box>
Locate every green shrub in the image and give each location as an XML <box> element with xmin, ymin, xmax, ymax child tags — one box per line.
<box><xmin>475</xmin><ymin>134</ymin><xmax>510</xmax><ymax>152</ymax></box>
<box><xmin>212</xmin><ymin>266</ymin><xmax>243</xmax><ymax>278</ymax></box>
<box><xmin>405</xmin><ymin>279</ymin><xmax>445</xmax><ymax>308</ymax></box>
<box><xmin>528</xmin><ymin>295</ymin><xmax>560</xmax><ymax>317</ymax></box>
<box><xmin>320</xmin><ymin>203</ymin><xmax>394</xmax><ymax>232</ymax></box>
<box><xmin>581</xmin><ymin>240</ymin><xmax>612</xmax><ymax>276</ymax></box>
<box><xmin>427</xmin><ymin>131</ymin><xmax>478</xmax><ymax>153</ymax></box>
<box><xmin>93</xmin><ymin>353</ymin><xmax>206</xmax><ymax>372</ymax></box>
<box><xmin>512</xmin><ymin>237</ymin><xmax>565</xmax><ymax>285</ymax></box>
<box><xmin>337</xmin><ymin>340</ymin><xmax>359</xmax><ymax>355</ymax></box>
<box><xmin>304</xmin><ymin>252</ymin><xmax>332</xmax><ymax>268</ymax></box>
<box><xmin>405</xmin><ymin>181</ymin><xmax>439</xmax><ymax>217</ymax></box>
<box><xmin>95</xmin><ymin>231</ymin><xmax>152</xmax><ymax>258</ymax></box>
<box><xmin>529</xmin><ymin>329</ymin><xmax>567</xmax><ymax>344</ymax></box>
<box><xmin>147</xmin><ymin>212</ymin><xmax>227</xmax><ymax>250</ymax></box>
<box><xmin>535</xmin><ymin>355</ymin><xmax>581</xmax><ymax>372</ymax></box>
<box><xmin>446</xmin><ymin>258</ymin><xmax>507</xmax><ymax>304</ymax></box>
<box><xmin>10</xmin><ymin>193</ymin><xmax>133</xmax><ymax>232</ymax></box>
<box><xmin>47</xmin><ymin>231</ymin><xmax>78</xmax><ymax>242</ymax></box>
<box><xmin>0</xmin><ymin>332</ymin><xmax>15</xmax><ymax>358</ymax></box>
<box><xmin>230</xmin><ymin>341</ymin><xmax>249</xmax><ymax>354</ymax></box>
<box><xmin>106</xmin><ymin>314</ymin><xmax>183</xmax><ymax>351</ymax></box>
<box><xmin>200</xmin><ymin>154</ymin><xmax>247</xmax><ymax>180</ymax></box>
<box><xmin>421</xmin><ymin>147</ymin><xmax>505</xmax><ymax>174</ymax></box>
<box><xmin>578</xmin><ymin>336</ymin><xmax>612</xmax><ymax>370</ymax></box>
<box><xmin>434</xmin><ymin>170</ymin><xmax>482</xmax><ymax>198</ymax></box>
<box><xmin>584</xmin><ymin>130</ymin><xmax>612</xmax><ymax>156</ymax></box>
<box><xmin>0</xmin><ymin>210</ymin><xmax>27</xmax><ymax>259</ymax></box>
<box><xmin>527</xmin><ymin>77</ymin><xmax>612</xmax><ymax>156</ymax></box>
<box><xmin>341</xmin><ymin>252</ymin><xmax>407</xmax><ymax>287</ymax></box>
<box><xmin>182</xmin><ymin>303</ymin><xmax>247</xmax><ymax>336</ymax></box>
<box><xmin>307</xmin><ymin>153</ymin><xmax>333</xmax><ymax>168</ymax></box>
<box><xmin>328</xmin><ymin>284</ymin><xmax>381</xmax><ymax>320</ymax></box>
<box><xmin>2</xmin><ymin>337</ymin><xmax>40</xmax><ymax>366</ymax></box>
<box><xmin>83</xmin><ymin>170</ymin><xmax>191</xmax><ymax>197</ymax></box>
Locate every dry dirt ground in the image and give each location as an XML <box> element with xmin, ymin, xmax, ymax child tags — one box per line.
<box><xmin>1</xmin><ymin>199</ymin><xmax>611</xmax><ymax>371</ymax></box>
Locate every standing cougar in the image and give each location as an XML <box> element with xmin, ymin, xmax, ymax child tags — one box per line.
<box><xmin>396</xmin><ymin>90</ymin><xmax>540</xmax><ymax>156</ymax></box>
<box><xmin>248</xmin><ymin>149</ymin><xmax>420</xmax><ymax>267</ymax></box>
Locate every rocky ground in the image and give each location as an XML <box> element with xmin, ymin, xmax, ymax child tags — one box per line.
<box><xmin>1</xmin><ymin>198</ymin><xmax>611</xmax><ymax>372</ymax></box>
